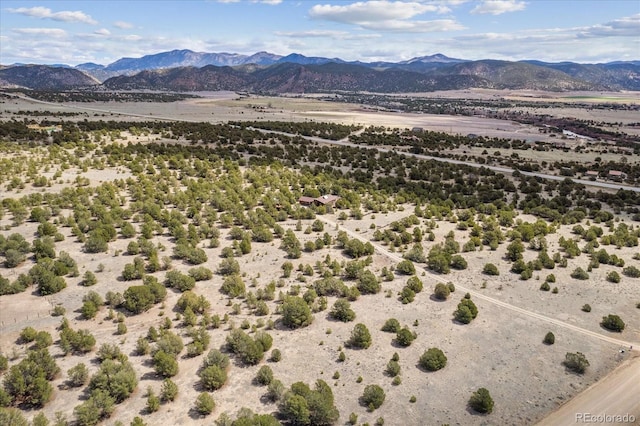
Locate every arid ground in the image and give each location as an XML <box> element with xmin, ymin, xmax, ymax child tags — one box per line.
<box><xmin>1</xmin><ymin>90</ymin><xmax>639</xmax><ymax>425</ymax></box>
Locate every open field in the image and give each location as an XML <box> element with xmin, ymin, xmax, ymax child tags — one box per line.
<box><xmin>0</xmin><ymin>91</ymin><xmax>639</xmax><ymax>425</ymax></box>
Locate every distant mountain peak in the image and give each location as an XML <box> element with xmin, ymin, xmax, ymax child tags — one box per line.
<box><xmin>402</xmin><ymin>53</ymin><xmax>464</xmax><ymax>64</ymax></box>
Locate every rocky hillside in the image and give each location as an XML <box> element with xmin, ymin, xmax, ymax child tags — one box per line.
<box><xmin>2</xmin><ymin>56</ymin><xmax>638</xmax><ymax>93</ymax></box>
<box><xmin>102</xmin><ymin>61</ymin><xmax>612</xmax><ymax>93</ymax></box>
<box><xmin>0</xmin><ymin>65</ymin><xmax>99</xmax><ymax>90</ymax></box>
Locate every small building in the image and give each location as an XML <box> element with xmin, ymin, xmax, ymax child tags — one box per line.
<box><xmin>584</xmin><ymin>170</ymin><xmax>599</xmax><ymax>180</ymax></box>
<box><xmin>608</xmin><ymin>170</ymin><xmax>627</xmax><ymax>181</ymax></box>
<box><xmin>411</xmin><ymin>127</ymin><xmax>424</xmax><ymax>133</ymax></box>
<box><xmin>298</xmin><ymin>196</ymin><xmax>316</xmax><ymax>206</ymax></box>
<box><xmin>298</xmin><ymin>195</ymin><xmax>341</xmax><ymax>207</ymax></box>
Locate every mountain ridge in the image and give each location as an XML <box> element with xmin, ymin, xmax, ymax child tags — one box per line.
<box><xmin>1</xmin><ymin>49</ymin><xmax>638</xmax><ymax>93</ymax></box>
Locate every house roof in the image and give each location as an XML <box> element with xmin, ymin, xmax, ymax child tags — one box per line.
<box><xmin>608</xmin><ymin>170</ymin><xmax>625</xmax><ymax>176</ymax></box>
<box><xmin>315</xmin><ymin>195</ymin><xmax>340</xmax><ymax>205</ymax></box>
<box><xmin>298</xmin><ymin>196</ymin><xmax>316</xmax><ymax>203</ymax></box>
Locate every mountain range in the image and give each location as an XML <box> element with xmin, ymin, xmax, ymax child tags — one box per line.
<box><xmin>1</xmin><ymin>49</ymin><xmax>638</xmax><ymax>93</ymax></box>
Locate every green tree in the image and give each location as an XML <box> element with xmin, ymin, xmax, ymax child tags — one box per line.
<box><xmin>0</xmin><ymin>408</ymin><xmax>29</xmax><ymax>426</ymax></box>
<box><xmin>123</xmin><ymin>285</ymin><xmax>155</xmax><ymax>314</ymax></box>
<box><xmin>199</xmin><ymin>365</ymin><xmax>227</xmax><ymax>391</ymax></box>
<box><xmin>282</xmin><ymin>261</ymin><xmax>294</xmax><ymax>278</ymax></box>
<box><xmin>255</xmin><ymin>365</ymin><xmax>274</xmax><ymax>386</ymax></box>
<box><xmin>564</xmin><ymin>352</ymin><xmax>589</xmax><ymax>374</ymax></box>
<box><xmin>361</xmin><ymin>384</ymin><xmax>385</xmax><ymax>411</ymax></box>
<box><xmin>195</xmin><ymin>392</ymin><xmax>215</xmax><ymax>415</ymax></box>
<box><xmin>153</xmin><ymin>351</ymin><xmax>178</xmax><ymax>377</ymax></box>
<box><xmin>601</xmin><ymin>314</ymin><xmax>625</xmax><ymax>332</ymax></box>
<box><xmin>543</xmin><ymin>332</ymin><xmax>555</xmax><ymax>345</ymax></box>
<box><xmin>357</xmin><ymin>270</ymin><xmax>381</xmax><ymax>294</ymax></box>
<box><xmin>348</xmin><ymin>323</ymin><xmax>372</xmax><ymax>349</ymax></box>
<box><xmin>419</xmin><ymin>348</ymin><xmax>447</xmax><ymax>371</ymax></box>
<box><xmin>67</xmin><ymin>363</ymin><xmax>89</xmax><ymax>387</ymax></box>
<box><xmin>433</xmin><ymin>282</ymin><xmax>450</xmax><ymax>300</ymax></box>
<box><xmin>483</xmin><ymin>263</ymin><xmax>499</xmax><ymax>276</ymax></box>
<box><xmin>469</xmin><ymin>388</ymin><xmax>494</xmax><ymax>414</ymax></box>
<box><xmin>160</xmin><ymin>378</ymin><xmax>178</xmax><ymax>402</ymax></box>
<box><xmin>395</xmin><ymin>260</ymin><xmax>416</xmax><ymax>275</ymax></box>
<box><xmin>395</xmin><ymin>326</ymin><xmax>416</xmax><ymax>347</ymax></box>
<box><xmin>281</xmin><ymin>296</ymin><xmax>313</xmax><ymax>329</ymax></box>
<box><xmin>381</xmin><ymin>318</ymin><xmax>400</xmax><ymax>333</ymax></box>
<box><xmin>329</xmin><ymin>299</ymin><xmax>355</xmax><ymax>322</ymax></box>
<box><xmin>454</xmin><ymin>298</ymin><xmax>478</xmax><ymax>324</ymax></box>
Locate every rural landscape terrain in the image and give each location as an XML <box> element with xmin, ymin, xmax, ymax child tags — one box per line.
<box><xmin>1</xmin><ymin>53</ymin><xmax>639</xmax><ymax>426</ymax></box>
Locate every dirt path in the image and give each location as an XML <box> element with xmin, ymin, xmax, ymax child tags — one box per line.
<box><xmin>318</xmin><ymin>216</ymin><xmax>640</xmax><ymax>351</ymax></box>
<box><xmin>536</xmin><ymin>355</ymin><xmax>640</xmax><ymax>425</ymax></box>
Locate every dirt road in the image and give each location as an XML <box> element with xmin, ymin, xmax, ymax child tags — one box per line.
<box><xmin>536</xmin><ymin>355</ymin><xmax>640</xmax><ymax>426</ymax></box>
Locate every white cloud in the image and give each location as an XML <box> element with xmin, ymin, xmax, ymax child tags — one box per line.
<box><xmin>8</xmin><ymin>6</ymin><xmax>97</xmax><ymax>25</ymax></box>
<box><xmin>578</xmin><ymin>14</ymin><xmax>640</xmax><ymax>38</ymax></box>
<box><xmin>471</xmin><ymin>0</ymin><xmax>526</xmax><ymax>15</ymax></box>
<box><xmin>274</xmin><ymin>29</ymin><xmax>381</xmax><ymax>40</ymax></box>
<box><xmin>114</xmin><ymin>21</ymin><xmax>134</xmax><ymax>29</ymax></box>
<box><xmin>12</xmin><ymin>28</ymin><xmax>68</xmax><ymax>38</ymax></box>
<box><xmin>309</xmin><ymin>1</ymin><xmax>462</xmax><ymax>32</ymax></box>
<box><xmin>94</xmin><ymin>28</ymin><xmax>111</xmax><ymax>36</ymax></box>
<box><xmin>310</xmin><ymin>1</ymin><xmax>440</xmax><ymax>22</ymax></box>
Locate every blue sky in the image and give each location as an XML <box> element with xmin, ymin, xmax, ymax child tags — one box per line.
<box><xmin>1</xmin><ymin>1</ymin><xmax>638</xmax><ymax>65</ymax></box>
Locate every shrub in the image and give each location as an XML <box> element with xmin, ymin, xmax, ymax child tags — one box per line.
<box><xmin>564</xmin><ymin>352</ymin><xmax>589</xmax><ymax>374</ymax></box>
<box><xmin>33</xmin><ymin>331</ymin><xmax>52</xmax><ymax>349</ymax></box>
<box><xmin>266</xmin><ymin>379</ymin><xmax>285</xmax><ymax>402</ymax></box>
<box><xmin>483</xmin><ymin>263</ymin><xmax>499</xmax><ymax>276</ymax></box>
<box><xmin>433</xmin><ymin>283</ymin><xmax>450</xmax><ymax>300</ymax></box>
<box><xmin>606</xmin><ymin>271</ymin><xmax>621</xmax><ymax>283</ymax></box>
<box><xmin>469</xmin><ymin>388</ymin><xmax>494</xmax><ymax>414</ymax></box>
<box><xmin>543</xmin><ymin>332</ymin><xmax>555</xmax><ymax>345</ymax></box>
<box><xmin>199</xmin><ymin>365</ymin><xmax>227</xmax><ymax>391</ymax></box>
<box><xmin>88</xmin><ymin>359</ymin><xmax>137</xmax><ymax>403</ymax></box>
<box><xmin>399</xmin><ymin>286</ymin><xmax>415</xmax><ymax>304</ymax></box>
<box><xmin>348</xmin><ymin>323</ymin><xmax>372</xmax><ymax>349</ymax></box>
<box><xmin>357</xmin><ymin>270</ymin><xmax>381</xmax><ymax>294</ymax></box>
<box><xmin>450</xmin><ymin>255</ymin><xmax>467</xmax><ymax>270</ymax></box>
<box><xmin>601</xmin><ymin>314</ymin><xmax>625</xmax><ymax>332</ymax></box>
<box><xmin>146</xmin><ymin>389</ymin><xmax>160</xmax><ymax>413</ymax></box>
<box><xmin>281</xmin><ymin>296</ymin><xmax>313</xmax><ymax>329</ymax></box>
<box><xmin>123</xmin><ymin>285</ymin><xmax>155</xmax><ymax>314</ymax></box>
<box><xmin>165</xmin><ymin>270</ymin><xmax>196</xmax><ymax>292</ymax></box>
<box><xmin>623</xmin><ymin>265</ymin><xmax>640</xmax><ymax>278</ymax></box>
<box><xmin>160</xmin><ymin>378</ymin><xmax>178</xmax><ymax>402</ymax></box>
<box><xmin>81</xmin><ymin>271</ymin><xmax>98</xmax><ymax>287</ymax></box>
<box><xmin>570</xmin><ymin>267</ymin><xmax>589</xmax><ymax>280</ymax></box>
<box><xmin>406</xmin><ymin>276</ymin><xmax>423</xmax><ymax>293</ymax></box>
<box><xmin>329</xmin><ymin>299</ymin><xmax>355</xmax><ymax>322</ymax></box>
<box><xmin>226</xmin><ymin>329</ymin><xmax>264</xmax><ymax>365</ymax></box>
<box><xmin>153</xmin><ymin>351</ymin><xmax>179</xmax><ymax>377</ymax></box>
<box><xmin>188</xmin><ymin>266</ymin><xmax>213</xmax><ymax>281</ymax></box>
<box><xmin>386</xmin><ymin>360</ymin><xmax>400</xmax><ymax>377</ymax></box>
<box><xmin>19</xmin><ymin>326</ymin><xmax>38</xmax><ymax>343</ymax></box>
<box><xmin>454</xmin><ymin>298</ymin><xmax>478</xmax><ymax>324</ymax></box>
<box><xmin>270</xmin><ymin>349</ymin><xmax>282</xmax><ymax>362</ymax></box>
<box><xmin>395</xmin><ymin>260</ymin><xmax>415</xmax><ymax>275</ymax></box>
<box><xmin>419</xmin><ymin>348</ymin><xmax>447</xmax><ymax>371</ymax></box>
<box><xmin>73</xmin><ymin>390</ymin><xmax>115</xmax><ymax>426</ymax></box>
<box><xmin>582</xmin><ymin>304</ymin><xmax>591</xmax><ymax>313</ymax></box>
<box><xmin>255</xmin><ymin>365</ymin><xmax>274</xmax><ymax>386</ymax></box>
<box><xmin>195</xmin><ymin>392</ymin><xmax>215</xmax><ymax>415</ymax></box>
<box><xmin>395</xmin><ymin>326</ymin><xmax>416</xmax><ymax>347</ymax></box>
<box><xmin>381</xmin><ymin>318</ymin><xmax>401</xmax><ymax>333</ymax></box>
<box><xmin>540</xmin><ymin>282</ymin><xmax>551</xmax><ymax>291</ymax></box>
<box><xmin>361</xmin><ymin>384</ymin><xmax>385</xmax><ymax>411</ymax></box>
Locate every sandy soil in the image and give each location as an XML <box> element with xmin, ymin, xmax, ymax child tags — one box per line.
<box><xmin>1</xmin><ymin>92</ymin><xmax>639</xmax><ymax>425</ymax></box>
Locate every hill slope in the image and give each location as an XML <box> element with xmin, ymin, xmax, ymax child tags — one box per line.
<box><xmin>0</xmin><ymin>65</ymin><xmax>99</xmax><ymax>90</ymax></box>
